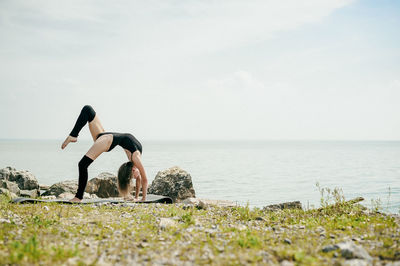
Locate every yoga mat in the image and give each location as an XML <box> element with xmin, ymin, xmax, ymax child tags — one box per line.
<box><xmin>12</xmin><ymin>194</ymin><xmax>173</xmax><ymax>204</ymax></box>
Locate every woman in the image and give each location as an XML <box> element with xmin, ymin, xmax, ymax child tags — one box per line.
<box><xmin>61</xmin><ymin>105</ymin><xmax>147</xmax><ymax>202</ymax></box>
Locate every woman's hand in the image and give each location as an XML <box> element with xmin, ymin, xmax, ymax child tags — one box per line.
<box><xmin>123</xmin><ymin>194</ymin><xmax>134</xmax><ymax>201</ymax></box>
<box><xmin>69</xmin><ymin>197</ymin><xmax>81</xmax><ymax>203</ymax></box>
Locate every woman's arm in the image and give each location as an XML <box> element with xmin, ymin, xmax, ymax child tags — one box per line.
<box><xmin>135</xmin><ymin>176</ymin><xmax>141</xmax><ymax>199</ymax></box>
<box><xmin>131</xmin><ymin>152</ymin><xmax>148</xmax><ymax>201</ymax></box>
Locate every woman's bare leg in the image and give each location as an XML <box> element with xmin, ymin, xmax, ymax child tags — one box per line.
<box><xmin>85</xmin><ymin>134</ymin><xmax>112</xmax><ymax>160</ymax></box>
<box><xmin>70</xmin><ymin>135</ymin><xmax>112</xmax><ymax>202</ymax></box>
<box><xmin>88</xmin><ymin>115</ymin><xmax>105</xmax><ymax>142</ymax></box>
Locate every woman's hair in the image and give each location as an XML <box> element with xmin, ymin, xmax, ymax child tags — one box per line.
<box><xmin>117</xmin><ymin>161</ymin><xmax>134</xmax><ymax>196</ymax></box>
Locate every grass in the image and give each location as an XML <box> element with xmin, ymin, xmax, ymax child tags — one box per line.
<box><xmin>0</xmin><ymin>189</ymin><xmax>399</xmax><ymax>265</ymax></box>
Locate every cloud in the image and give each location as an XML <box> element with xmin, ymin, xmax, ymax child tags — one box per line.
<box><xmin>206</xmin><ymin>71</ymin><xmax>265</xmax><ymax>92</ymax></box>
<box><xmin>389</xmin><ymin>79</ymin><xmax>400</xmax><ymax>88</ymax></box>
<box><xmin>0</xmin><ymin>0</ymin><xmax>355</xmax><ymax>58</ymax></box>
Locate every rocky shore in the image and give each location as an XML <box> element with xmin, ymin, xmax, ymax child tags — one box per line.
<box><xmin>0</xmin><ymin>166</ymin><xmax>399</xmax><ymax>265</ymax></box>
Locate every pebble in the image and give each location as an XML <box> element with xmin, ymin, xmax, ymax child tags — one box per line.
<box><xmin>284</xmin><ymin>238</ymin><xmax>292</xmax><ymax>245</ymax></box>
<box><xmin>385</xmin><ymin>262</ymin><xmax>400</xmax><ymax>266</ymax></box>
<box><xmin>335</xmin><ymin>241</ymin><xmax>372</xmax><ymax>261</ymax></box>
<box><xmin>322</xmin><ymin>245</ymin><xmax>338</xmax><ymax>253</ymax></box>
<box><xmin>159</xmin><ymin>218</ymin><xmax>177</xmax><ymax>230</ymax></box>
<box><xmin>237</xmin><ymin>224</ymin><xmax>247</xmax><ymax>231</ymax></box>
<box><xmin>280</xmin><ymin>260</ymin><xmax>295</xmax><ymax>266</ymax></box>
<box><xmin>342</xmin><ymin>259</ymin><xmax>371</xmax><ymax>266</ymax></box>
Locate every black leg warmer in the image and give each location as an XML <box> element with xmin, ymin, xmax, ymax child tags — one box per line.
<box><xmin>69</xmin><ymin>105</ymin><xmax>96</xmax><ymax>137</ymax></box>
<box><xmin>75</xmin><ymin>155</ymin><xmax>94</xmax><ymax>200</ymax></box>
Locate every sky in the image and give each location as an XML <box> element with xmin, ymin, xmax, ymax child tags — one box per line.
<box><xmin>0</xmin><ymin>0</ymin><xmax>399</xmax><ymax>141</ymax></box>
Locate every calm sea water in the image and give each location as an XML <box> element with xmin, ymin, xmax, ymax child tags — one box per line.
<box><xmin>0</xmin><ymin>140</ymin><xmax>399</xmax><ymax>213</ymax></box>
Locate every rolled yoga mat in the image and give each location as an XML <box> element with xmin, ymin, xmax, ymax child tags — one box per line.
<box><xmin>12</xmin><ymin>194</ymin><xmax>173</xmax><ymax>204</ymax></box>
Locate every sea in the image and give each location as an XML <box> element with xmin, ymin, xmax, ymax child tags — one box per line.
<box><xmin>0</xmin><ymin>140</ymin><xmax>399</xmax><ymax>213</ymax></box>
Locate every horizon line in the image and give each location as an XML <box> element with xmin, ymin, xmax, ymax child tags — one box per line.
<box><xmin>1</xmin><ymin>138</ymin><xmax>400</xmax><ymax>142</ymax></box>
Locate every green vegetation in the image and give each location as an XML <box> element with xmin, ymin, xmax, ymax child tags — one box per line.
<box><xmin>0</xmin><ymin>191</ymin><xmax>399</xmax><ymax>265</ymax></box>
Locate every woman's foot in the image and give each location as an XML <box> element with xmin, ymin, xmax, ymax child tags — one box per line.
<box><xmin>123</xmin><ymin>195</ymin><xmax>135</xmax><ymax>201</ymax></box>
<box><xmin>61</xmin><ymin>136</ymin><xmax>77</xmax><ymax>149</ymax></box>
<box><xmin>69</xmin><ymin>197</ymin><xmax>81</xmax><ymax>203</ymax></box>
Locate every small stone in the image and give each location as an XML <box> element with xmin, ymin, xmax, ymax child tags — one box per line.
<box><xmin>182</xmin><ymin>198</ymin><xmax>199</xmax><ymax>205</ymax></box>
<box><xmin>197</xmin><ymin>200</ymin><xmax>208</xmax><ymax>210</ymax></box>
<box><xmin>322</xmin><ymin>245</ymin><xmax>338</xmax><ymax>253</ymax></box>
<box><xmin>342</xmin><ymin>259</ymin><xmax>371</xmax><ymax>266</ymax></box>
<box><xmin>138</xmin><ymin>242</ymin><xmax>149</xmax><ymax>248</ymax></box>
<box><xmin>237</xmin><ymin>224</ymin><xmax>247</xmax><ymax>231</ymax></box>
<box><xmin>284</xmin><ymin>238</ymin><xmax>292</xmax><ymax>245</ymax></box>
<box><xmin>159</xmin><ymin>218</ymin><xmax>177</xmax><ymax>230</ymax></box>
<box><xmin>41</xmin><ymin>195</ymin><xmax>56</xmax><ymax>200</ymax></box>
<box><xmin>0</xmin><ymin>218</ymin><xmax>11</xmax><ymax>223</ymax></box>
<box><xmin>335</xmin><ymin>241</ymin><xmax>372</xmax><ymax>261</ymax></box>
<box><xmin>20</xmin><ymin>189</ymin><xmax>39</xmax><ymax>198</ymax></box>
<box><xmin>58</xmin><ymin>192</ymin><xmax>75</xmax><ymax>199</ymax></box>
<box><xmin>280</xmin><ymin>260</ymin><xmax>295</xmax><ymax>266</ymax></box>
<box><xmin>385</xmin><ymin>262</ymin><xmax>400</xmax><ymax>266</ymax></box>
<box><xmin>39</xmin><ymin>184</ymin><xmax>50</xmax><ymax>190</ymax></box>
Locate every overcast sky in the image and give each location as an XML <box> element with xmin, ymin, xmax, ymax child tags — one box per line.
<box><xmin>1</xmin><ymin>0</ymin><xmax>399</xmax><ymax>141</ymax></box>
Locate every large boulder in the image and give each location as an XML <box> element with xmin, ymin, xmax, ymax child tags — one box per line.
<box><xmin>148</xmin><ymin>166</ymin><xmax>195</xmax><ymax>202</ymax></box>
<box><xmin>0</xmin><ymin>167</ymin><xmax>39</xmax><ymax>191</ymax></box>
<box><xmin>0</xmin><ymin>188</ymin><xmax>18</xmax><ymax>199</ymax></box>
<box><xmin>41</xmin><ymin>180</ymin><xmax>78</xmax><ymax>197</ymax></box>
<box><xmin>85</xmin><ymin>172</ymin><xmax>119</xmax><ymax>198</ymax></box>
<box><xmin>0</xmin><ymin>180</ymin><xmax>20</xmax><ymax>195</ymax></box>
<box><xmin>20</xmin><ymin>189</ymin><xmax>39</xmax><ymax>198</ymax></box>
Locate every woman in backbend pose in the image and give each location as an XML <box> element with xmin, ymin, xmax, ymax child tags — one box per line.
<box><xmin>61</xmin><ymin>105</ymin><xmax>147</xmax><ymax>203</ymax></box>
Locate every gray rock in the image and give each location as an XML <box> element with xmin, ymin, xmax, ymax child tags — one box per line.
<box><xmin>159</xmin><ymin>218</ymin><xmax>177</xmax><ymax>230</ymax></box>
<box><xmin>343</xmin><ymin>259</ymin><xmax>371</xmax><ymax>266</ymax></box>
<box><xmin>197</xmin><ymin>200</ymin><xmax>208</xmax><ymax>210</ymax></box>
<box><xmin>85</xmin><ymin>172</ymin><xmax>119</xmax><ymax>198</ymax></box>
<box><xmin>335</xmin><ymin>241</ymin><xmax>372</xmax><ymax>261</ymax></box>
<box><xmin>263</xmin><ymin>201</ymin><xmax>302</xmax><ymax>211</ymax></box>
<box><xmin>20</xmin><ymin>189</ymin><xmax>39</xmax><ymax>198</ymax></box>
<box><xmin>0</xmin><ymin>188</ymin><xmax>18</xmax><ymax>199</ymax></box>
<box><xmin>0</xmin><ymin>180</ymin><xmax>20</xmax><ymax>195</ymax></box>
<box><xmin>284</xmin><ymin>238</ymin><xmax>292</xmax><ymax>245</ymax></box>
<box><xmin>322</xmin><ymin>244</ymin><xmax>338</xmax><ymax>253</ymax></box>
<box><xmin>385</xmin><ymin>262</ymin><xmax>400</xmax><ymax>266</ymax></box>
<box><xmin>280</xmin><ymin>260</ymin><xmax>295</xmax><ymax>266</ymax></box>
<box><xmin>148</xmin><ymin>166</ymin><xmax>195</xmax><ymax>202</ymax></box>
<box><xmin>58</xmin><ymin>192</ymin><xmax>75</xmax><ymax>199</ymax></box>
<box><xmin>182</xmin><ymin>197</ymin><xmax>199</xmax><ymax>205</ymax></box>
<box><xmin>39</xmin><ymin>184</ymin><xmax>50</xmax><ymax>190</ymax></box>
<box><xmin>0</xmin><ymin>167</ymin><xmax>39</xmax><ymax>190</ymax></box>
<box><xmin>42</xmin><ymin>180</ymin><xmax>78</xmax><ymax>197</ymax></box>
<box><xmin>41</xmin><ymin>195</ymin><xmax>56</xmax><ymax>200</ymax></box>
